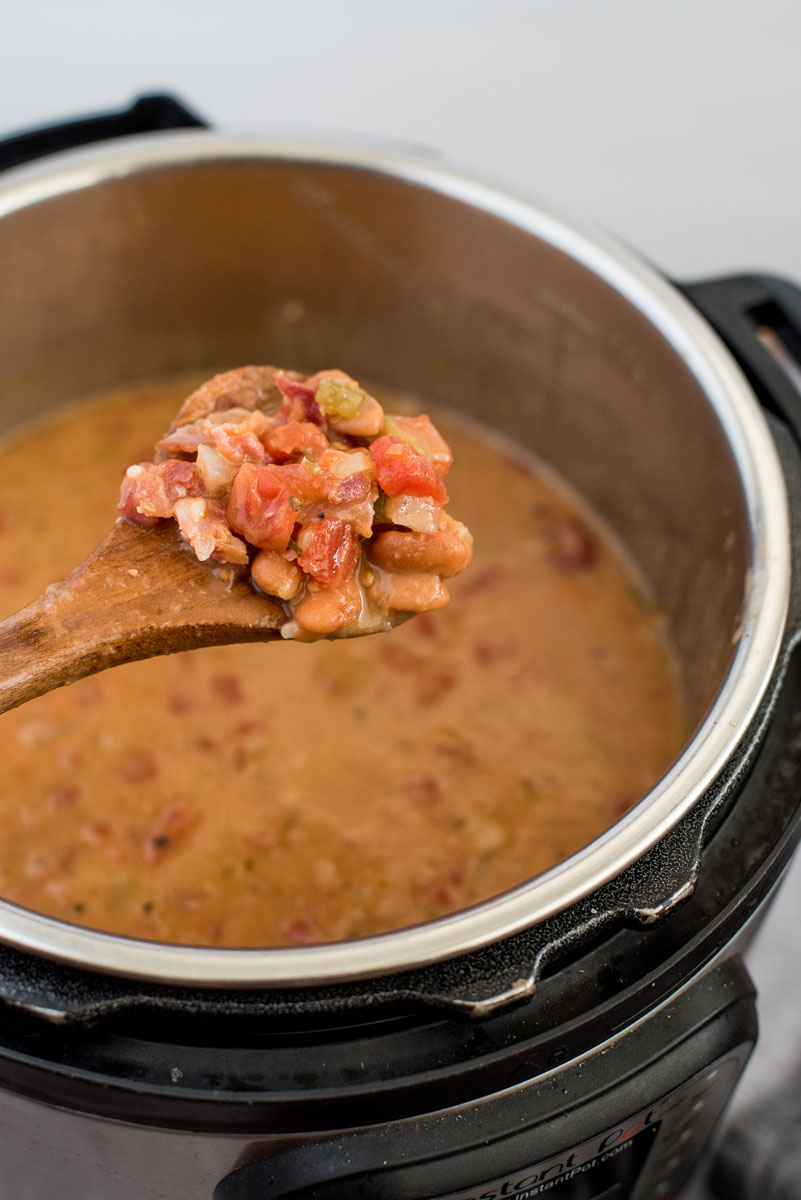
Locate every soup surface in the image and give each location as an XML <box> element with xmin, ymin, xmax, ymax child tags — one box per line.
<box><xmin>0</xmin><ymin>379</ymin><xmax>685</xmax><ymax>946</ymax></box>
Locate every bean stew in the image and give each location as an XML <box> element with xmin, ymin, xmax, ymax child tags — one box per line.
<box><xmin>0</xmin><ymin>375</ymin><xmax>684</xmax><ymax>946</ymax></box>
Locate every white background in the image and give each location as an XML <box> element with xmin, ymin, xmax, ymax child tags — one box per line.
<box><xmin>2</xmin><ymin>0</ymin><xmax>801</xmax><ymax>283</ymax></box>
<box><xmin>2</xmin><ymin>2</ymin><xmax>801</xmax><ymax>1195</ymax></box>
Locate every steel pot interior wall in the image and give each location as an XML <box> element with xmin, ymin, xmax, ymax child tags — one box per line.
<box><xmin>0</xmin><ymin>151</ymin><xmax>750</xmax><ymax>727</ymax></box>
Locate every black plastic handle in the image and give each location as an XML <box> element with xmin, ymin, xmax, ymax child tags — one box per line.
<box><xmin>0</xmin><ymin>93</ymin><xmax>207</xmax><ymax>173</ymax></box>
<box><xmin>682</xmin><ymin>274</ymin><xmax>801</xmax><ymax>445</ymax></box>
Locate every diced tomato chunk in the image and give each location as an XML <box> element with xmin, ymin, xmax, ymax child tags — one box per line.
<box><xmin>277</xmin><ymin>461</ymin><xmax>331</xmax><ymax>507</ymax></box>
<box><xmin>297</xmin><ymin>517</ymin><xmax>360</xmax><ymax>586</ymax></box>
<box><xmin>391</xmin><ymin>415</ymin><xmax>453</xmax><ymax>476</ymax></box>
<box><xmin>263</xmin><ymin>421</ymin><xmax>330</xmax><ymax>463</ymax></box>
<box><xmin>226</xmin><ymin>463</ymin><xmax>297</xmax><ymax>552</ymax></box>
<box><xmin>369</xmin><ymin>437</ymin><xmax>448</xmax><ymax>504</ymax></box>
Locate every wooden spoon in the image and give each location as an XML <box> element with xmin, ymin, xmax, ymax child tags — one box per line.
<box><xmin>0</xmin><ymin>520</ymin><xmax>287</xmax><ymax>717</ymax></box>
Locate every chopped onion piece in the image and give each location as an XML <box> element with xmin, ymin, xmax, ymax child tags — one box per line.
<box><xmin>385</xmin><ymin>494</ymin><xmax>440</xmax><ymax>533</ymax></box>
<box><xmin>196</xmin><ymin>445</ymin><xmax>236</xmax><ymax>496</ymax></box>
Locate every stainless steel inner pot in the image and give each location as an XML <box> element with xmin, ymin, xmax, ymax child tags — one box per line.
<box><xmin>0</xmin><ymin>133</ymin><xmax>790</xmax><ymax>987</ymax></box>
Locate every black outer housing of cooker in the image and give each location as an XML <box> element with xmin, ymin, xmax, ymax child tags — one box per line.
<box><xmin>3</xmin><ymin>95</ymin><xmax>801</xmax><ymax>1199</ymax></box>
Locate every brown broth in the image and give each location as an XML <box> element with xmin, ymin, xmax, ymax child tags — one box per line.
<box><xmin>0</xmin><ymin>379</ymin><xmax>685</xmax><ymax>946</ymax></box>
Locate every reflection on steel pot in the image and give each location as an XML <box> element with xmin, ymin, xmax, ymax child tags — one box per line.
<box><xmin>0</xmin><ymin>95</ymin><xmax>799</xmax><ymax>1200</ymax></box>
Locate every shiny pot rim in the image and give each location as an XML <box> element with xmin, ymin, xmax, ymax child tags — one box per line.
<box><xmin>0</xmin><ymin>131</ymin><xmax>790</xmax><ymax>989</ymax></box>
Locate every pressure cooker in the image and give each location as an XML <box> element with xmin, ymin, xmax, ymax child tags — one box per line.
<box><xmin>1</xmin><ymin>94</ymin><xmax>801</xmax><ymax>1200</ymax></box>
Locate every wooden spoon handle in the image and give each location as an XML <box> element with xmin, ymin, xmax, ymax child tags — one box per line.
<box><xmin>0</xmin><ymin>521</ymin><xmax>283</xmax><ymax>716</ymax></box>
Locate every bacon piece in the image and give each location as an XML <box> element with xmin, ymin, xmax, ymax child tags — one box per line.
<box><xmin>173</xmin><ymin>497</ymin><xmax>249</xmax><ymax>564</ymax></box>
<box><xmin>118</xmin><ymin>460</ymin><xmax>204</xmax><ymax>523</ymax></box>
<box><xmin>321</xmin><ymin>465</ymin><xmax>378</xmax><ymax>537</ymax></box>
<box><xmin>208</xmin><ymin>411</ymin><xmax>270</xmax><ymax>465</ymax></box>
<box><xmin>418</xmin><ymin>668</ymin><xmax>456</xmax><ymax>706</ymax></box>
<box><xmin>328</xmin><ymin>473</ymin><xmax>372</xmax><ymax>505</ymax></box>
<box><xmin>545</xmin><ymin>518</ymin><xmax>597</xmax><ymax>570</ymax></box>
<box><xmin>155</xmin><ymin>421</ymin><xmax>215</xmax><ymax>457</ymax></box>
<box><xmin>279</xmin><ymin>450</ymin><xmax>376</xmax><ymax>535</ymax></box>
<box><xmin>263</xmin><ymin>421</ymin><xmax>330</xmax><ymax>463</ymax></box>
<box><xmin>118</xmin><ymin>752</ymin><xmax>158</xmax><ymax>783</ymax></box>
<box><xmin>155</xmin><ymin>407</ymin><xmax>258</xmax><ymax>458</ymax></box>
<box><xmin>118</xmin><ymin>470</ymin><xmax>158</xmax><ymax>527</ymax></box>
<box><xmin>276</xmin><ymin>371</ymin><xmax>323</xmax><ymax>424</ymax></box>
<box><xmin>459</xmin><ymin>564</ymin><xmax>504</xmax><ymax>596</ymax></box>
<box><xmin>211</xmin><ymin>673</ymin><xmax>245</xmax><ymax>704</ymax></box>
<box><xmin>317</xmin><ymin>448</ymin><xmax>377</xmax><ymax>508</ymax></box>
<box><xmin>296</xmin><ymin>517</ymin><xmax>360</xmax><ymax>586</ymax></box>
<box><xmin>281</xmin><ymin>915</ymin><xmax>322</xmax><ymax>945</ymax></box>
<box><xmin>369</xmin><ymin>437</ymin><xmax>448</xmax><ymax>504</ymax></box>
<box><xmin>405</xmin><ymin>775</ymin><xmax>441</xmax><ymax>805</ymax></box>
<box><xmin>226</xmin><ymin>463</ymin><xmax>297</xmax><ymax>552</ymax></box>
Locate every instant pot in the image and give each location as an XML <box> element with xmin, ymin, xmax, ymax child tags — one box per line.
<box><xmin>1</xmin><ymin>94</ymin><xmax>801</xmax><ymax>1200</ymax></box>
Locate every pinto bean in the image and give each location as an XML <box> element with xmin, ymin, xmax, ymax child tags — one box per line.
<box><xmin>375</xmin><ymin>572</ymin><xmax>450</xmax><ymax>612</ymax></box>
<box><xmin>251</xmin><ymin>550</ymin><xmax>303</xmax><ymax>601</ymax></box>
<box><xmin>293</xmin><ymin>580</ymin><xmax>362</xmax><ymax>634</ymax></box>
<box><xmin>306</xmin><ymin>370</ymin><xmax>386</xmax><ymax>437</ymax></box>
<box><xmin>370</xmin><ymin>523</ymin><xmax>472</xmax><ymax>578</ymax></box>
